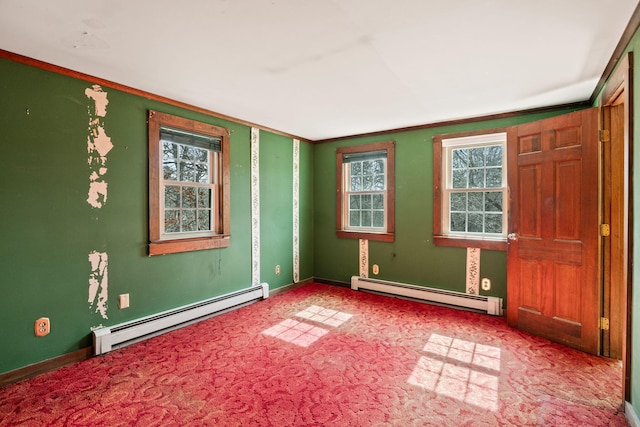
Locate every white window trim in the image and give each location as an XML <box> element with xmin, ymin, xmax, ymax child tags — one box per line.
<box><xmin>441</xmin><ymin>132</ymin><xmax>507</xmax><ymax>240</ymax></box>
<box><xmin>343</xmin><ymin>156</ymin><xmax>388</xmax><ymax>233</ymax></box>
<box><xmin>159</xmin><ymin>134</ymin><xmax>220</xmax><ymax>240</ymax></box>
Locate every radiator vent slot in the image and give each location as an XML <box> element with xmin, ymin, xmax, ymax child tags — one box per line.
<box><xmin>93</xmin><ymin>283</ymin><xmax>269</xmax><ymax>355</ymax></box>
<box><xmin>351</xmin><ymin>276</ymin><xmax>502</xmax><ymax>316</ymax></box>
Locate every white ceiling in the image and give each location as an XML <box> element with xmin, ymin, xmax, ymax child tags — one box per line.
<box><xmin>0</xmin><ymin>0</ymin><xmax>638</xmax><ymax>140</ymax></box>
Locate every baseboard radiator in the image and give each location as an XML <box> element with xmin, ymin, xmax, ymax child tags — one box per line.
<box><xmin>93</xmin><ymin>283</ymin><xmax>269</xmax><ymax>355</ymax></box>
<box><xmin>351</xmin><ymin>276</ymin><xmax>503</xmax><ymax>316</ymax></box>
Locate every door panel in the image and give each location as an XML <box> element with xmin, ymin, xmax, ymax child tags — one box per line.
<box><xmin>518</xmin><ymin>165</ymin><xmax>541</xmax><ymax>237</ymax></box>
<box><xmin>507</xmin><ymin>108</ymin><xmax>600</xmax><ymax>355</ymax></box>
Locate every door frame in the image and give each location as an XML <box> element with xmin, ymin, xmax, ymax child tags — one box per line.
<box><xmin>600</xmin><ymin>52</ymin><xmax>633</xmax><ymax>402</ymax></box>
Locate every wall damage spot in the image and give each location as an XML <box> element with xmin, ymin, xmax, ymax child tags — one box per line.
<box><xmin>466</xmin><ymin>247</ymin><xmax>480</xmax><ymax>294</ymax></box>
<box><xmin>85</xmin><ymin>85</ymin><xmax>112</xmax><ymax>208</ymax></box>
<box><xmin>88</xmin><ymin>251</ymin><xmax>109</xmax><ymax>319</ymax></box>
<box><xmin>85</xmin><ymin>85</ymin><xmax>109</xmax><ymax>117</ymax></box>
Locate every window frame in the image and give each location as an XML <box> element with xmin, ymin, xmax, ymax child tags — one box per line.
<box><xmin>433</xmin><ymin>129</ymin><xmax>507</xmax><ymax>251</ymax></box>
<box><xmin>148</xmin><ymin>110</ymin><xmax>230</xmax><ymax>256</ymax></box>
<box><xmin>336</xmin><ymin>141</ymin><xmax>395</xmax><ymax>242</ymax></box>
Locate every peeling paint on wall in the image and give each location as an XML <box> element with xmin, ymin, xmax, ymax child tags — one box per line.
<box><xmin>85</xmin><ymin>85</ymin><xmax>112</xmax><ymax>208</ymax></box>
<box><xmin>359</xmin><ymin>239</ymin><xmax>368</xmax><ymax>278</ymax></box>
<box><xmin>88</xmin><ymin>251</ymin><xmax>109</xmax><ymax>319</ymax></box>
<box><xmin>292</xmin><ymin>138</ymin><xmax>300</xmax><ymax>283</ymax></box>
<box><xmin>251</xmin><ymin>127</ymin><xmax>260</xmax><ymax>287</ymax></box>
<box><xmin>466</xmin><ymin>247</ymin><xmax>480</xmax><ymax>294</ymax></box>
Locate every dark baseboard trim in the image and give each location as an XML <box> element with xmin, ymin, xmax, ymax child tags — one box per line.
<box><xmin>269</xmin><ymin>278</ymin><xmax>351</xmax><ymax>296</ymax></box>
<box><xmin>0</xmin><ymin>347</ymin><xmax>92</xmax><ymax>388</ymax></box>
<box><xmin>313</xmin><ymin>277</ymin><xmax>351</xmax><ymax>288</ymax></box>
<box><xmin>269</xmin><ymin>278</ymin><xmax>314</xmax><ymax>297</ymax></box>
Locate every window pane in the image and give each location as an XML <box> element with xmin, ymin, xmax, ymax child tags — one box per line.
<box><xmin>363</xmin><ymin>175</ymin><xmax>373</xmax><ymax>190</ymax></box>
<box><xmin>451</xmin><ymin>193</ymin><xmax>466</xmax><ymax>211</ymax></box>
<box><xmin>182</xmin><ymin>186</ymin><xmax>197</xmax><ymax>208</ymax></box>
<box><xmin>351</xmin><ymin>177</ymin><xmax>362</xmax><ymax>191</ymax></box>
<box><xmin>349</xmin><ymin>211</ymin><xmax>360</xmax><ymax>227</ymax></box>
<box><xmin>195</xmin><ymin>148</ymin><xmax>208</xmax><ymax>162</ymax></box>
<box><xmin>372</xmin><ymin>194</ymin><xmax>384</xmax><ymax>209</ymax></box>
<box><xmin>165</xmin><ymin>210</ymin><xmax>180</xmax><ymax>233</ymax></box>
<box><xmin>180</xmin><ymin>145</ymin><xmax>196</xmax><ymax>160</ymax></box>
<box><xmin>485</xmin><ymin>214</ymin><xmax>502</xmax><ymax>234</ymax></box>
<box><xmin>373</xmin><ymin>159</ymin><xmax>384</xmax><ymax>174</ymax></box>
<box><xmin>468</xmin><ymin>213</ymin><xmax>483</xmax><ymax>232</ymax></box>
<box><xmin>363</xmin><ymin>160</ymin><xmax>373</xmax><ymax>175</ymax></box>
<box><xmin>469</xmin><ymin>148</ymin><xmax>485</xmax><ymax>167</ymax></box>
<box><xmin>469</xmin><ymin>169</ymin><xmax>485</xmax><ymax>188</ymax></box>
<box><xmin>468</xmin><ymin>192</ymin><xmax>483</xmax><ymax>212</ymax></box>
<box><xmin>165</xmin><ymin>185</ymin><xmax>180</xmax><ymax>208</ymax></box>
<box><xmin>452</xmin><ymin>170</ymin><xmax>467</xmax><ymax>189</ymax></box>
<box><xmin>350</xmin><ymin>194</ymin><xmax>360</xmax><ymax>209</ymax></box>
<box><xmin>197</xmin><ymin>209</ymin><xmax>211</xmax><ymax>231</ymax></box>
<box><xmin>198</xmin><ymin>188</ymin><xmax>211</xmax><ymax>208</ymax></box>
<box><xmin>163</xmin><ymin>161</ymin><xmax>178</xmax><ymax>180</ymax></box>
<box><xmin>362</xmin><ymin>211</ymin><xmax>372</xmax><ymax>227</ymax></box>
<box><xmin>361</xmin><ymin>194</ymin><xmax>372</xmax><ymax>209</ymax></box>
<box><xmin>485</xmin><ymin>145</ymin><xmax>502</xmax><ymax>166</ymax></box>
<box><xmin>179</xmin><ymin>162</ymin><xmax>195</xmax><ymax>182</ymax></box>
<box><xmin>373</xmin><ymin>211</ymin><xmax>384</xmax><ymax>227</ymax></box>
<box><xmin>195</xmin><ymin>164</ymin><xmax>209</xmax><ymax>184</ymax></box>
<box><xmin>452</xmin><ymin>149</ymin><xmax>468</xmax><ymax>169</ymax></box>
<box><xmin>182</xmin><ymin>209</ymin><xmax>196</xmax><ymax>231</ymax></box>
<box><xmin>486</xmin><ymin>168</ymin><xmax>502</xmax><ymax>188</ymax></box>
<box><xmin>484</xmin><ymin>192</ymin><xmax>502</xmax><ymax>212</ymax></box>
<box><xmin>451</xmin><ymin>213</ymin><xmax>466</xmax><ymax>232</ymax></box>
<box><xmin>351</xmin><ymin>161</ymin><xmax>362</xmax><ymax>175</ymax></box>
<box><xmin>162</xmin><ymin>141</ymin><xmax>178</xmax><ymax>161</ymax></box>
<box><xmin>374</xmin><ymin>174</ymin><xmax>385</xmax><ymax>190</ymax></box>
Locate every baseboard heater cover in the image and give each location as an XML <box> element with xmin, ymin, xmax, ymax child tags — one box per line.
<box><xmin>351</xmin><ymin>276</ymin><xmax>503</xmax><ymax>316</ymax></box>
<box><xmin>93</xmin><ymin>283</ymin><xmax>269</xmax><ymax>355</ymax></box>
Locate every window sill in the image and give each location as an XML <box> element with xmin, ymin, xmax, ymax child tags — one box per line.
<box><xmin>433</xmin><ymin>235</ymin><xmax>507</xmax><ymax>251</ymax></box>
<box><xmin>149</xmin><ymin>235</ymin><xmax>230</xmax><ymax>256</ymax></box>
<box><xmin>337</xmin><ymin>230</ymin><xmax>394</xmax><ymax>242</ymax></box>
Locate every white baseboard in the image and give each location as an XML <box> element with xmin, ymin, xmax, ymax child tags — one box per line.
<box><xmin>627</xmin><ymin>401</ymin><xmax>640</xmax><ymax>427</ymax></box>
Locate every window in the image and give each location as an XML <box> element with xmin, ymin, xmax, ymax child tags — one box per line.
<box><xmin>433</xmin><ymin>131</ymin><xmax>507</xmax><ymax>250</ymax></box>
<box><xmin>336</xmin><ymin>141</ymin><xmax>395</xmax><ymax>242</ymax></box>
<box><xmin>148</xmin><ymin>110</ymin><xmax>230</xmax><ymax>255</ymax></box>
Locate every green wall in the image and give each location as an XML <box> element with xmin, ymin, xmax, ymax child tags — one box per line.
<box><xmin>313</xmin><ymin>111</ymin><xmax>580</xmax><ymax>303</ymax></box>
<box><xmin>0</xmin><ymin>58</ymin><xmax>313</xmax><ymax>374</ymax></box>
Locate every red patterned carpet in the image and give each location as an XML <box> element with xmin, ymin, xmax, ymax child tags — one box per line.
<box><xmin>0</xmin><ymin>283</ymin><xmax>626</xmax><ymax>426</ymax></box>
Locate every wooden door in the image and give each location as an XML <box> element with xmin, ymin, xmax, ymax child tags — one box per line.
<box><xmin>506</xmin><ymin>108</ymin><xmax>600</xmax><ymax>355</ymax></box>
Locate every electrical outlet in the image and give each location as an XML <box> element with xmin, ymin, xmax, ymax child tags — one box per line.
<box><xmin>119</xmin><ymin>294</ymin><xmax>130</xmax><ymax>309</ymax></box>
<box><xmin>35</xmin><ymin>317</ymin><xmax>50</xmax><ymax>337</ymax></box>
<box><xmin>275</xmin><ymin>265</ymin><xmax>281</xmax><ymax>275</ymax></box>
<box><xmin>481</xmin><ymin>278</ymin><xmax>491</xmax><ymax>291</ymax></box>
<box><xmin>372</xmin><ymin>264</ymin><xmax>379</xmax><ymax>275</ymax></box>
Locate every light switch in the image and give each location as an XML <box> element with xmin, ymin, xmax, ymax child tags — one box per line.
<box><xmin>119</xmin><ymin>294</ymin><xmax>130</xmax><ymax>309</ymax></box>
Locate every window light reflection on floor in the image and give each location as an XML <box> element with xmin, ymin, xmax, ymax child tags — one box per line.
<box><xmin>262</xmin><ymin>306</ymin><xmax>353</xmax><ymax>347</ymax></box>
<box><xmin>408</xmin><ymin>333</ymin><xmax>501</xmax><ymax>412</ymax></box>
<box><xmin>262</xmin><ymin>318</ymin><xmax>328</xmax><ymax>347</ymax></box>
<box><xmin>294</xmin><ymin>305</ymin><xmax>353</xmax><ymax>327</ymax></box>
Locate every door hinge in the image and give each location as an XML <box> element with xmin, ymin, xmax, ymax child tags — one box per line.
<box><xmin>600</xmin><ymin>224</ymin><xmax>611</xmax><ymax>237</ymax></box>
<box><xmin>600</xmin><ymin>317</ymin><xmax>610</xmax><ymax>330</ymax></box>
<box><xmin>599</xmin><ymin>129</ymin><xmax>610</xmax><ymax>143</ymax></box>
